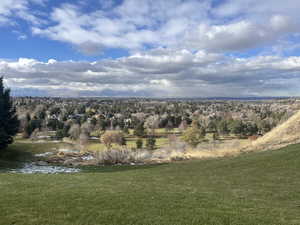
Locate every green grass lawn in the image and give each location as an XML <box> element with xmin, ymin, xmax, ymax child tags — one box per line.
<box><xmin>88</xmin><ymin>128</ymin><xmax>236</xmax><ymax>151</ymax></box>
<box><xmin>87</xmin><ymin>137</ymin><xmax>169</xmax><ymax>151</ymax></box>
<box><xmin>128</xmin><ymin>128</ymin><xmax>181</xmax><ymax>136</ymax></box>
<box><xmin>0</xmin><ymin>143</ymin><xmax>300</xmax><ymax>225</ymax></box>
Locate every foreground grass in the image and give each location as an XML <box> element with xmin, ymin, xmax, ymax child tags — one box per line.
<box><xmin>0</xmin><ymin>144</ymin><xmax>300</xmax><ymax>225</ymax></box>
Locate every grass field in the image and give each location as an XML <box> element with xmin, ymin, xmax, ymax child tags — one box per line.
<box><xmin>87</xmin><ymin>137</ymin><xmax>169</xmax><ymax>151</ymax></box>
<box><xmin>0</xmin><ymin>142</ymin><xmax>300</xmax><ymax>224</ymax></box>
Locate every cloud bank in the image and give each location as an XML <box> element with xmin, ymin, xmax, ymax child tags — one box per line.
<box><xmin>2</xmin><ymin>49</ymin><xmax>300</xmax><ymax>97</ymax></box>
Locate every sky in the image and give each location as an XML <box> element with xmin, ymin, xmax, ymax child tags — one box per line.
<box><xmin>1</xmin><ymin>0</ymin><xmax>300</xmax><ymax>97</ymax></box>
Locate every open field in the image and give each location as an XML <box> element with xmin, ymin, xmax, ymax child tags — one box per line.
<box><xmin>20</xmin><ymin>127</ymin><xmax>237</xmax><ymax>153</ymax></box>
<box><xmin>88</xmin><ymin>128</ymin><xmax>181</xmax><ymax>151</ymax></box>
<box><xmin>1</xmin><ymin>142</ymin><xmax>300</xmax><ymax>225</ymax></box>
<box><xmin>87</xmin><ymin>137</ymin><xmax>170</xmax><ymax>151</ymax></box>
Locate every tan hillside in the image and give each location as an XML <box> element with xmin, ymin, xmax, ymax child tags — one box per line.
<box><xmin>244</xmin><ymin>110</ymin><xmax>300</xmax><ymax>152</ymax></box>
<box><xmin>184</xmin><ymin>110</ymin><xmax>300</xmax><ymax>161</ymax></box>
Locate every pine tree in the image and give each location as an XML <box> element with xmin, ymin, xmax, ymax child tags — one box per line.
<box><xmin>146</xmin><ymin>136</ymin><xmax>156</xmax><ymax>150</ymax></box>
<box><xmin>136</xmin><ymin>138</ymin><xmax>143</xmax><ymax>149</ymax></box>
<box><xmin>0</xmin><ymin>77</ymin><xmax>19</xmax><ymax>150</ymax></box>
<box><xmin>133</xmin><ymin>122</ymin><xmax>145</xmax><ymax>137</ymax></box>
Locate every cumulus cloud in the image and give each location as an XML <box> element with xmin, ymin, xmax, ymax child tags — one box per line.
<box><xmin>184</xmin><ymin>15</ymin><xmax>299</xmax><ymax>52</ymax></box>
<box><xmin>28</xmin><ymin>0</ymin><xmax>300</xmax><ymax>54</ymax></box>
<box><xmin>212</xmin><ymin>0</ymin><xmax>300</xmax><ymax>20</ymax></box>
<box><xmin>2</xmin><ymin>0</ymin><xmax>300</xmax><ymax>97</ymax></box>
<box><xmin>0</xmin><ymin>0</ymin><xmax>46</xmax><ymax>26</ymax></box>
<box><xmin>2</xmin><ymin>0</ymin><xmax>300</xmax><ymax>54</ymax></box>
<box><xmin>1</xmin><ymin>49</ymin><xmax>300</xmax><ymax>97</ymax></box>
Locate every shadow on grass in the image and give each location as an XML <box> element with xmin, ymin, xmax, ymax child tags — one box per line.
<box><xmin>0</xmin><ymin>145</ymin><xmax>34</xmax><ymax>170</ymax></box>
<box><xmin>80</xmin><ymin>163</ymin><xmax>167</xmax><ymax>173</ymax></box>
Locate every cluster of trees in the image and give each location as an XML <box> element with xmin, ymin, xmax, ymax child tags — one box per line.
<box><xmin>204</xmin><ymin>118</ymin><xmax>265</xmax><ymax>137</ymax></box>
<box><xmin>180</xmin><ymin>118</ymin><xmax>265</xmax><ymax>148</ymax></box>
<box><xmin>10</xmin><ymin>96</ymin><xmax>297</xmax><ymax>150</ymax></box>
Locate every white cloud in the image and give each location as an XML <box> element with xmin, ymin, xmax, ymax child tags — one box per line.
<box><xmin>28</xmin><ymin>0</ymin><xmax>300</xmax><ymax>54</ymax></box>
<box><xmin>1</xmin><ymin>49</ymin><xmax>300</xmax><ymax>97</ymax></box>
<box><xmin>31</xmin><ymin>0</ymin><xmax>210</xmax><ymax>53</ymax></box>
<box><xmin>17</xmin><ymin>34</ymin><xmax>27</xmax><ymax>40</ymax></box>
<box><xmin>0</xmin><ymin>0</ymin><xmax>46</xmax><ymax>26</ymax></box>
<box><xmin>212</xmin><ymin>0</ymin><xmax>300</xmax><ymax>20</ymax></box>
<box><xmin>0</xmin><ymin>0</ymin><xmax>299</xmax><ymax>55</ymax></box>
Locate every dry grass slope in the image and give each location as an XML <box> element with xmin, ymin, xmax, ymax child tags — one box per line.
<box><xmin>182</xmin><ymin>110</ymin><xmax>300</xmax><ymax>160</ymax></box>
<box><xmin>244</xmin><ymin>110</ymin><xmax>300</xmax><ymax>152</ymax></box>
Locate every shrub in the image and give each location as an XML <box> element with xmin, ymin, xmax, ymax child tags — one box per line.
<box><xmin>55</xmin><ymin>129</ymin><xmax>64</xmax><ymax>140</ymax></box>
<box><xmin>146</xmin><ymin>136</ymin><xmax>156</xmax><ymax>150</ymax></box>
<box><xmin>136</xmin><ymin>138</ymin><xmax>143</xmax><ymax>149</ymax></box>
<box><xmin>95</xmin><ymin>149</ymin><xmax>151</xmax><ymax>165</ymax></box>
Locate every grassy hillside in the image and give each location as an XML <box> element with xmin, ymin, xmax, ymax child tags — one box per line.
<box><xmin>246</xmin><ymin>110</ymin><xmax>300</xmax><ymax>151</ymax></box>
<box><xmin>0</xmin><ymin>143</ymin><xmax>300</xmax><ymax>225</ymax></box>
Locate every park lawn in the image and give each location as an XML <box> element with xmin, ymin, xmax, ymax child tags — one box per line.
<box><xmin>128</xmin><ymin>128</ymin><xmax>181</xmax><ymax>136</ymax></box>
<box><xmin>87</xmin><ymin>137</ymin><xmax>169</xmax><ymax>151</ymax></box>
<box><xmin>119</xmin><ymin>137</ymin><xmax>169</xmax><ymax>149</ymax></box>
<box><xmin>152</xmin><ymin>128</ymin><xmax>181</xmax><ymax>135</ymax></box>
<box><xmin>0</xmin><ymin>143</ymin><xmax>300</xmax><ymax>225</ymax></box>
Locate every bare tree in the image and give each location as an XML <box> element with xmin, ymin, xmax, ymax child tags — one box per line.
<box><xmin>178</xmin><ymin>120</ymin><xmax>188</xmax><ymax>132</ymax></box>
<box><xmin>79</xmin><ymin>132</ymin><xmax>89</xmax><ymax>150</ymax></box>
<box><xmin>68</xmin><ymin>124</ymin><xmax>81</xmax><ymax>140</ymax></box>
<box><xmin>168</xmin><ymin>134</ymin><xmax>178</xmax><ymax>147</ymax></box>
<box><xmin>101</xmin><ymin>131</ymin><xmax>125</xmax><ymax>149</ymax></box>
<box><xmin>144</xmin><ymin>115</ymin><xmax>160</xmax><ymax>135</ymax></box>
<box><xmin>81</xmin><ymin>121</ymin><xmax>93</xmax><ymax>135</ymax></box>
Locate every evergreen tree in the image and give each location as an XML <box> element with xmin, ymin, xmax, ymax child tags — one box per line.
<box><xmin>136</xmin><ymin>138</ymin><xmax>143</xmax><ymax>149</ymax></box>
<box><xmin>146</xmin><ymin>136</ymin><xmax>156</xmax><ymax>150</ymax></box>
<box><xmin>217</xmin><ymin>120</ymin><xmax>229</xmax><ymax>135</ymax></box>
<box><xmin>0</xmin><ymin>77</ymin><xmax>19</xmax><ymax>150</ymax></box>
<box><xmin>133</xmin><ymin>122</ymin><xmax>145</xmax><ymax>137</ymax></box>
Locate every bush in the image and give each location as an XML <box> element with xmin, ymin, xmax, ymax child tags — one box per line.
<box><xmin>94</xmin><ymin>145</ymin><xmax>188</xmax><ymax>165</ymax></box>
<box><xmin>55</xmin><ymin>130</ymin><xmax>64</xmax><ymax>140</ymax></box>
<box><xmin>146</xmin><ymin>136</ymin><xmax>156</xmax><ymax>150</ymax></box>
<box><xmin>136</xmin><ymin>138</ymin><xmax>143</xmax><ymax>149</ymax></box>
<box><xmin>95</xmin><ymin>149</ymin><xmax>151</xmax><ymax>165</ymax></box>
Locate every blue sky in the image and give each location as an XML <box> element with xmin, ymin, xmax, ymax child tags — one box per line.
<box><xmin>1</xmin><ymin>0</ymin><xmax>300</xmax><ymax>97</ymax></box>
<box><xmin>0</xmin><ymin>0</ymin><xmax>129</xmax><ymax>61</ymax></box>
